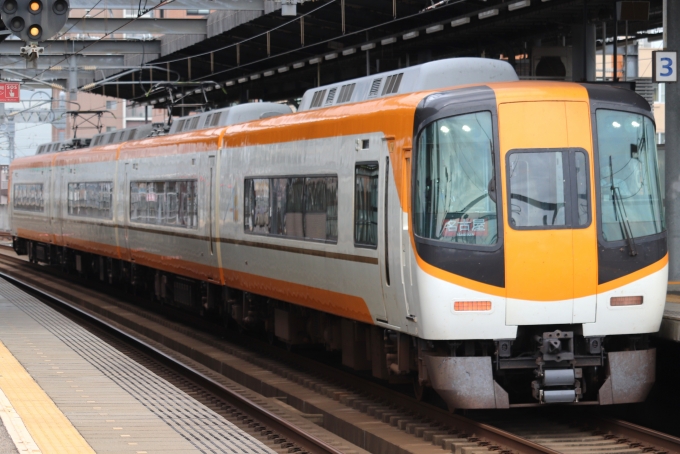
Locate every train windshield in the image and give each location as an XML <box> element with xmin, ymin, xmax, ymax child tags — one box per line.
<box><xmin>414</xmin><ymin>111</ymin><xmax>497</xmax><ymax>245</ymax></box>
<box><xmin>597</xmin><ymin>110</ymin><xmax>665</xmax><ymax>241</ymax></box>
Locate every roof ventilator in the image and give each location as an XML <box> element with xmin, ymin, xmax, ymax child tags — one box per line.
<box><xmin>310</xmin><ymin>90</ymin><xmax>326</xmax><ymax>108</ymax></box>
<box><xmin>211</xmin><ymin>112</ymin><xmax>222</xmax><ymax>126</ymax></box>
<box><xmin>325</xmin><ymin>88</ymin><xmax>337</xmax><ymax>105</ymax></box>
<box><xmin>368</xmin><ymin>79</ymin><xmax>382</xmax><ymax>98</ymax></box>
<box><xmin>337</xmin><ymin>83</ymin><xmax>355</xmax><ymax>103</ymax></box>
<box><xmin>382</xmin><ymin>73</ymin><xmax>404</xmax><ymax>96</ymax></box>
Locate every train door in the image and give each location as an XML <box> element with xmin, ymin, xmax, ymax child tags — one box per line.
<box><xmin>48</xmin><ymin>164</ymin><xmax>56</xmax><ymax>242</ymax></box>
<box><xmin>208</xmin><ymin>155</ymin><xmax>217</xmax><ymax>258</ymax></box>
<box><xmin>202</xmin><ymin>153</ymin><xmax>220</xmax><ymax>283</ymax></box>
<box><xmin>56</xmin><ymin>165</ymin><xmax>64</xmax><ymax>242</ymax></box>
<box><xmin>379</xmin><ymin>146</ymin><xmax>410</xmax><ymax>327</ymax></box>
<box><xmin>122</xmin><ymin>162</ymin><xmax>131</xmax><ymax>260</ymax></box>
<box><xmin>500</xmin><ymin>101</ymin><xmax>597</xmax><ymax>325</ymax></box>
<box><xmin>400</xmin><ymin>149</ymin><xmax>417</xmax><ymax>322</ymax></box>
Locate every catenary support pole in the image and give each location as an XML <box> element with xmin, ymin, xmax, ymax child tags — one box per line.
<box><xmin>666</xmin><ymin>0</ymin><xmax>680</xmax><ymax>280</ymax></box>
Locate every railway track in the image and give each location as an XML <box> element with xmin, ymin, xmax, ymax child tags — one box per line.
<box><xmin>0</xmin><ymin>248</ymin><xmax>678</xmax><ymax>454</ymax></box>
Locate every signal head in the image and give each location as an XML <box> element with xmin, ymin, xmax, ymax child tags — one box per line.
<box><xmin>1</xmin><ymin>0</ymin><xmax>16</xmax><ymax>14</ymax></box>
<box><xmin>0</xmin><ymin>0</ymin><xmax>69</xmax><ymax>43</ymax></box>
<box><xmin>51</xmin><ymin>0</ymin><xmax>66</xmax><ymax>14</ymax></box>
<box><xmin>27</xmin><ymin>23</ymin><xmax>40</xmax><ymax>38</ymax></box>
<box><xmin>8</xmin><ymin>15</ymin><xmax>23</xmax><ymax>31</ymax></box>
<box><xmin>28</xmin><ymin>0</ymin><xmax>40</xmax><ymax>13</ymax></box>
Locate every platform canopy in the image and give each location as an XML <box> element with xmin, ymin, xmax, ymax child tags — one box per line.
<box><xmin>0</xmin><ymin>0</ymin><xmax>665</xmax><ymax>111</ymax></box>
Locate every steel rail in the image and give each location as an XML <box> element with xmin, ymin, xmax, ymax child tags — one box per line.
<box><xmin>0</xmin><ymin>252</ymin><xmax>561</xmax><ymax>454</ymax></box>
<box><xmin>0</xmin><ymin>269</ymin><xmax>345</xmax><ymax>454</ymax></box>
<box><xmin>1</xmin><ymin>252</ymin><xmax>680</xmax><ymax>453</ymax></box>
<box><xmin>592</xmin><ymin>419</ymin><xmax>680</xmax><ymax>454</ymax></box>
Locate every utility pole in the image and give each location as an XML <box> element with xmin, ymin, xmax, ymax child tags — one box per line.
<box><xmin>666</xmin><ymin>0</ymin><xmax>680</xmax><ymax>280</ymax></box>
<box><xmin>7</xmin><ymin>118</ymin><xmax>14</xmax><ymax>163</ymax></box>
<box><xmin>0</xmin><ymin>104</ymin><xmax>15</xmax><ymax>163</ymax></box>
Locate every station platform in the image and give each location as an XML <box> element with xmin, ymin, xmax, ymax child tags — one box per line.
<box><xmin>659</xmin><ymin>287</ymin><xmax>680</xmax><ymax>342</ymax></box>
<box><xmin>0</xmin><ymin>277</ymin><xmax>274</xmax><ymax>454</ymax></box>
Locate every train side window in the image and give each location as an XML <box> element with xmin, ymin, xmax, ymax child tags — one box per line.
<box><xmin>244</xmin><ymin>178</ymin><xmax>270</xmax><ymax>234</ymax></box>
<box><xmin>130</xmin><ymin>180</ymin><xmax>197</xmax><ymax>228</ymax></box>
<box><xmin>305</xmin><ymin>176</ymin><xmax>338</xmax><ymax>241</ymax></box>
<box><xmin>67</xmin><ymin>182</ymin><xmax>113</xmax><ymax>219</ymax></box>
<box><xmin>247</xmin><ymin>176</ymin><xmax>338</xmax><ymax>243</ymax></box>
<box><xmin>13</xmin><ymin>183</ymin><xmax>44</xmax><ymax>212</ymax></box>
<box><xmin>270</xmin><ymin>177</ymin><xmax>302</xmax><ymax>238</ymax></box>
<box><xmin>354</xmin><ymin>162</ymin><xmax>379</xmax><ymax>248</ymax></box>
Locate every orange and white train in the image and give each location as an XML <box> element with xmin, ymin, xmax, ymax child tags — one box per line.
<box><xmin>10</xmin><ymin>58</ymin><xmax>667</xmax><ymax>408</ymax></box>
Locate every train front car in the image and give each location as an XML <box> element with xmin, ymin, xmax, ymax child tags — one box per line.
<box><xmin>412</xmin><ymin>82</ymin><xmax>666</xmax><ymax>408</ymax></box>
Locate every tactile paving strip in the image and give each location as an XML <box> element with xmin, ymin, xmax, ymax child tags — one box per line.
<box><xmin>0</xmin><ymin>278</ymin><xmax>274</xmax><ymax>454</ymax></box>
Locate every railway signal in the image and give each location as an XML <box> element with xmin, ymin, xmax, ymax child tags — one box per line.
<box><xmin>0</xmin><ymin>0</ymin><xmax>69</xmax><ymax>59</ymax></box>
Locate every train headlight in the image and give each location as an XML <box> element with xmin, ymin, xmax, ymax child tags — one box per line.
<box><xmin>610</xmin><ymin>296</ymin><xmax>643</xmax><ymax>306</ymax></box>
<box><xmin>454</xmin><ymin>301</ymin><xmax>492</xmax><ymax>311</ymax></box>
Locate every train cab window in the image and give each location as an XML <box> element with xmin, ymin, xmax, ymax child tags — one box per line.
<box><xmin>507</xmin><ymin>150</ymin><xmax>591</xmax><ymax>229</ymax></box>
<box><xmin>130</xmin><ymin>180</ymin><xmax>198</xmax><ymax>228</ymax></box>
<box><xmin>68</xmin><ymin>182</ymin><xmax>113</xmax><ymax>219</ymax></box>
<box><xmin>575</xmin><ymin>152</ymin><xmax>589</xmax><ymax>226</ymax></box>
<box><xmin>508</xmin><ymin>151</ymin><xmax>567</xmax><ymax>228</ymax></box>
<box><xmin>414</xmin><ymin>111</ymin><xmax>498</xmax><ymax>245</ymax></box>
<box><xmin>13</xmin><ymin>183</ymin><xmax>44</xmax><ymax>212</ymax></box>
<box><xmin>245</xmin><ymin>176</ymin><xmax>338</xmax><ymax>243</ymax></box>
<box><xmin>354</xmin><ymin>163</ymin><xmax>379</xmax><ymax>247</ymax></box>
<box><xmin>596</xmin><ymin>110</ymin><xmax>664</xmax><ymax>241</ymax></box>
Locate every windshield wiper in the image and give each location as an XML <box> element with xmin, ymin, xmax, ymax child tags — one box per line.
<box><xmin>609</xmin><ymin>156</ymin><xmax>638</xmax><ymax>256</ymax></box>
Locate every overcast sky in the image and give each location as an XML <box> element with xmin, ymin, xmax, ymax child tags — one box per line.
<box><xmin>0</xmin><ymin>88</ymin><xmax>55</xmax><ymax>165</ymax></box>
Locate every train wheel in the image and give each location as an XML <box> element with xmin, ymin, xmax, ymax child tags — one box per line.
<box><xmin>413</xmin><ymin>376</ymin><xmax>430</xmax><ymax>402</ymax></box>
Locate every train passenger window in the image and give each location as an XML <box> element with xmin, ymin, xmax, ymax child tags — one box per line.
<box><xmin>354</xmin><ymin>163</ymin><xmax>379</xmax><ymax>247</ymax></box>
<box><xmin>244</xmin><ymin>179</ymin><xmax>270</xmax><ymax>234</ymax></box>
<box><xmin>130</xmin><ymin>180</ymin><xmax>198</xmax><ymax>228</ymax></box>
<box><xmin>13</xmin><ymin>183</ymin><xmax>44</xmax><ymax>212</ymax></box>
<box><xmin>305</xmin><ymin>177</ymin><xmax>338</xmax><ymax>241</ymax></box>
<box><xmin>245</xmin><ymin>176</ymin><xmax>338</xmax><ymax>242</ymax></box>
<box><xmin>596</xmin><ymin>110</ymin><xmax>664</xmax><ymax>241</ymax></box>
<box><xmin>67</xmin><ymin>182</ymin><xmax>113</xmax><ymax>219</ymax></box>
<box><xmin>276</xmin><ymin>177</ymin><xmax>304</xmax><ymax>238</ymax></box>
<box><xmin>414</xmin><ymin>111</ymin><xmax>498</xmax><ymax>245</ymax></box>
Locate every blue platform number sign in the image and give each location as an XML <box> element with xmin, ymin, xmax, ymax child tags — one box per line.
<box><xmin>653</xmin><ymin>51</ymin><xmax>678</xmax><ymax>83</ymax></box>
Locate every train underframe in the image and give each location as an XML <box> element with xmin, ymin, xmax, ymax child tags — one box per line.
<box><xmin>15</xmin><ymin>237</ymin><xmax>657</xmax><ymax>410</ymax></box>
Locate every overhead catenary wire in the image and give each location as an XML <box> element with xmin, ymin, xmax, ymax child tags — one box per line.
<box><xmin>56</xmin><ymin>0</ymin><xmax>106</xmax><ymax>39</ymax></box>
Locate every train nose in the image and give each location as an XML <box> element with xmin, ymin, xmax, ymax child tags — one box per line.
<box><xmin>498</xmin><ymin>100</ymin><xmax>597</xmax><ymax>325</ymax></box>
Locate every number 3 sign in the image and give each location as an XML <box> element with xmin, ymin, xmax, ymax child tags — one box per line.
<box><xmin>653</xmin><ymin>51</ymin><xmax>678</xmax><ymax>83</ymax></box>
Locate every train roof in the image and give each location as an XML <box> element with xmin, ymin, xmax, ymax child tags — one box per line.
<box><xmin>167</xmin><ymin>103</ymin><xmax>293</xmax><ymax>135</ymax></box>
<box><xmin>34</xmin><ymin>102</ymin><xmax>293</xmax><ymax>156</ymax></box>
<box><xmin>298</xmin><ymin>57</ymin><xmax>518</xmax><ymax>112</ymax></box>
<box><xmin>36</xmin><ymin>137</ymin><xmax>91</xmax><ymax>155</ymax></box>
<box><xmin>90</xmin><ymin>123</ymin><xmax>156</xmax><ymax>147</ymax></box>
